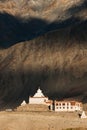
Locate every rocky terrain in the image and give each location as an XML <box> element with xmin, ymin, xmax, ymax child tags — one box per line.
<box><xmin>0</xmin><ymin>0</ymin><xmax>87</xmax><ymax>108</ymax></box>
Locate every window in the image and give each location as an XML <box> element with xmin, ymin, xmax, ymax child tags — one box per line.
<box><xmin>56</xmin><ymin>103</ymin><xmax>58</xmax><ymax>106</ymax></box>
<box><xmin>62</xmin><ymin>103</ymin><xmax>65</xmax><ymax>106</ymax></box>
<box><xmin>63</xmin><ymin>107</ymin><xmax>65</xmax><ymax>109</ymax></box>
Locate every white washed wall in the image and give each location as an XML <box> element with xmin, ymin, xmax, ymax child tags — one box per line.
<box><xmin>29</xmin><ymin>97</ymin><xmax>48</xmax><ymax>104</ymax></box>
<box><xmin>54</xmin><ymin>102</ymin><xmax>82</xmax><ymax>112</ymax></box>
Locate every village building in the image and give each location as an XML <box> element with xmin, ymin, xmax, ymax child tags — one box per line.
<box><xmin>17</xmin><ymin>88</ymin><xmax>83</xmax><ymax>112</ymax></box>
<box><xmin>29</xmin><ymin>88</ymin><xmax>53</xmax><ymax>109</ymax></box>
<box><xmin>29</xmin><ymin>88</ymin><xmax>83</xmax><ymax>112</ymax></box>
<box><xmin>54</xmin><ymin>100</ymin><xmax>82</xmax><ymax>112</ymax></box>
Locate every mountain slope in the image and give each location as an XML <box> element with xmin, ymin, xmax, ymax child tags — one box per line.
<box><xmin>0</xmin><ymin>0</ymin><xmax>87</xmax><ymax>108</ymax></box>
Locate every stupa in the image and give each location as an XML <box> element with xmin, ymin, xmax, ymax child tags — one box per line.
<box><xmin>21</xmin><ymin>100</ymin><xmax>26</xmax><ymax>106</ymax></box>
<box><xmin>81</xmin><ymin>111</ymin><xmax>87</xmax><ymax>119</ymax></box>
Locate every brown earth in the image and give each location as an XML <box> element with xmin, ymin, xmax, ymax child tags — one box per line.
<box><xmin>16</xmin><ymin>104</ymin><xmax>49</xmax><ymax>112</ymax></box>
<box><xmin>0</xmin><ymin>111</ymin><xmax>87</xmax><ymax>130</ymax></box>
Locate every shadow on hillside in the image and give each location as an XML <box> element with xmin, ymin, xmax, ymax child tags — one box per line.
<box><xmin>67</xmin><ymin>0</ymin><xmax>87</xmax><ymax>16</ymax></box>
<box><xmin>0</xmin><ymin>0</ymin><xmax>87</xmax><ymax>109</ymax></box>
<box><xmin>0</xmin><ymin>13</ymin><xmax>48</xmax><ymax>48</ymax></box>
<box><xmin>0</xmin><ymin>68</ymin><xmax>87</xmax><ymax>110</ymax></box>
<box><xmin>0</xmin><ymin>7</ymin><xmax>87</xmax><ymax>48</ymax></box>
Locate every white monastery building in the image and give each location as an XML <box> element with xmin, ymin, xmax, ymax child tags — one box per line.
<box><xmin>29</xmin><ymin>88</ymin><xmax>52</xmax><ymax>107</ymax></box>
<box><xmin>28</xmin><ymin>87</ymin><xmax>83</xmax><ymax>112</ymax></box>
<box><xmin>54</xmin><ymin>100</ymin><xmax>82</xmax><ymax>112</ymax></box>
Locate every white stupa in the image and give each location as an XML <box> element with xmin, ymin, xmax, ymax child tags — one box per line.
<box><xmin>29</xmin><ymin>88</ymin><xmax>49</xmax><ymax>104</ymax></box>
<box><xmin>81</xmin><ymin>111</ymin><xmax>87</xmax><ymax>119</ymax></box>
<box><xmin>33</xmin><ymin>88</ymin><xmax>44</xmax><ymax>97</ymax></box>
<box><xmin>21</xmin><ymin>100</ymin><xmax>26</xmax><ymax>106</ymax></box>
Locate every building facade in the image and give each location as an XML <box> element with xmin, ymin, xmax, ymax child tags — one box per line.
<box><xmin>29</xmin><ymin>88</ymin><xmax>52</xmax><ymax>107</ymax></box>
<box><xmin>29</xmin><ymin>88</ymin><xmax>83</xmax><ymax>112</ymax></box>
<box><xmin>54</xmin><ymin>100</ymin><xmax>82</xmax><ymax>112</ymax></box>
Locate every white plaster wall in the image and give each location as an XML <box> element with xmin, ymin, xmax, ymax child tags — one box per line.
<box><xmin>29</xmin><ymin>97</ymin><xmax>48</xmax><ymax>104</ymax></box>
<box><xmin>54</xmin><ymin>103</ymin><xmax>82</xmax><ymax>112</ymax></box>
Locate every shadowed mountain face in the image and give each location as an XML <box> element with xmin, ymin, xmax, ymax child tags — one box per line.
<box><xmin>0</xmin><ymin>0</ymin><xmax>87</xmax><ymax>109</ymax></box>
<box><xmin>0</xmin><ymin>0</ymin><xmax>87</xmax><ymax>47</ymax></box>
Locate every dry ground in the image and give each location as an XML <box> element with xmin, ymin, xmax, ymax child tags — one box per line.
<box><xmin>0</xmin><ymin>111</ymin><xmax>87</xmax><ymax>130</ymax></box>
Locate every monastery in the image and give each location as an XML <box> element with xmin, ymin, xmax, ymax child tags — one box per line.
<box><xmin>29</xmin><ymin>88</ymin><xmax>52</xmax><ymax>107</ymax></box>
<box><xmin>54</xmin><ymin>100</ymin><xmax>82</xmax><ymax>112</ymax></box>
<box><xmin>20</xmin><ymin>88</ymin><xmax>83</xmax><ymax>112</ymax></box>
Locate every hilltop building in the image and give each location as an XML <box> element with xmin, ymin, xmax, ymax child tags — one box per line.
<box><xmin>17</xmin><ymin>88</ymin><xmax>83</xmax><ymax>112</ymax></box>
<box><xmin>29</xmin><ymin>88</ymin><xmax>53</xmax><ymax>108</ymax></box>
<box><xmin>54</xmin><ymin>100</ymin><xmax>82</xmax><ymax>112</ymax></box>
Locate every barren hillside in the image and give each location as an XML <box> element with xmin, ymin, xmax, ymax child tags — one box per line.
<box><xmin>0</xmin><ymin>0</ymin><xmax>87</xmax><ymax>108</ymax></box>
